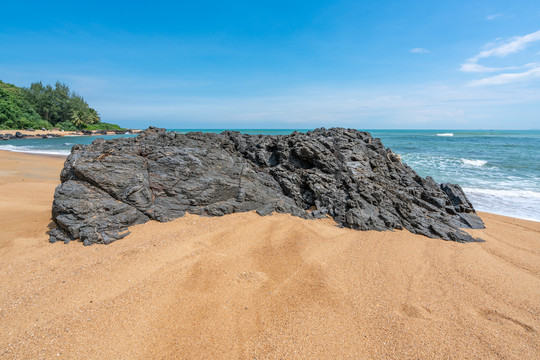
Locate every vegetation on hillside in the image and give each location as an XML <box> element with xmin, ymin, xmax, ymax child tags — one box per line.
<box><xmin>0</xmin><ymin>80</ymin><xmax>122</xmax><ymax>131</ymax></box>
<box><xmin>0</xmin><ymin>81</ymin><xmax>49</xmax><ymax>129</ymax></box>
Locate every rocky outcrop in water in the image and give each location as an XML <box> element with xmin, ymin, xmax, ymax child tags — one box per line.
<box><xmin>49</xmin><ymin>127</ymin><xmax>484</xmax><ymax>245</ymax></box>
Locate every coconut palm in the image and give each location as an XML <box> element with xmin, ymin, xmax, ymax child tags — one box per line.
<box><xmin>71</xmin><ymin>110</ymin><xmax>85</xmax><ymax>129</ymax></box>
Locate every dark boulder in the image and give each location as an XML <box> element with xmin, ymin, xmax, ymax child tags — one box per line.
<box><xmin>81</xmin><ymin>130</ymin><xmax>93</xmax><ymax>136</ymax></box>
<box><xmin>114</xmin><ymin>129</ymin><xmax>132</xmax><ymax>134</ymax></box>
<box><xmin>42</xmin><ymin>134</ymin><xmax>61</xmax><ymax>139</ymax></box>
<box><xmin>15</xmin><ymin>132</ymin><xmax>24</xmax><ymax>138</ymax></box>
<box><xmin>50</xmin><ymin>127</ymin><xmax>484</xmax><ymax>245</ymax></box>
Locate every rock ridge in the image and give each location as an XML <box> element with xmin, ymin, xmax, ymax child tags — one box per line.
<box><xmin>49</xmin><ymin>127</ymin><xmax>484</xmax><ymax>245</ymax></box>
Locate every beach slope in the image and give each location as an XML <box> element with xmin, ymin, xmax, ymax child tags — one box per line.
<box><xmin>0</xmin><ymin>150</ymin><xmax>538</xmax><ymax>359</ymax></box>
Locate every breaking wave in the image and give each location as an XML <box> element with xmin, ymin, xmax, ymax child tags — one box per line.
<box><xmin>463</xmin><ymin>187</ymin><xmax>540</xmax><ymax>222</ymax></box>
<box><xmin>0</xmin><ymin>145</ymin><xmax>70</xmax><ymax>156</ymax></box>
<box><xmin>461</xmin><ymin>159</ymin><xmax>487</xmax><ymax>167</ymax></box>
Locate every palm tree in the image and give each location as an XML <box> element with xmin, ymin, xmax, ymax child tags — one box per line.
<box><xmin>88</xmin><ymin>108</ymin><xmax>100</xmax><ymax>124</ymax></box>
<box><xmin>71</xmin><ymin>110</ymin><xmax>85</xmax><ymax>129</ymax></box>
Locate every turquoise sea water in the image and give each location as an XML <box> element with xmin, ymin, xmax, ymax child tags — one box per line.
<box><xmin>1</xmin><ymin>129</ymin><xmax>538</xmax><ymax>222</ymax></box>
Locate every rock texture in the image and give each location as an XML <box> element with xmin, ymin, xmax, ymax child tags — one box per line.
<box><xmin>50</xmin><ymin>127</ymin><xmax>484</xmax><ymax>245</ymax></box>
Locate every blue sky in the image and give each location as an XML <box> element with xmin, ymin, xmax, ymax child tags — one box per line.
<box><xmin>1</xmin><ymin>1</ymin><xmax>539</xmax><ymax>129</ymax></box>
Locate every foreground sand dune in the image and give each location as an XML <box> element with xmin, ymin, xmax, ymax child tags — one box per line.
<box><xmin>0</xmin><ymin>150</ymin><xmax>539</xmax><ymax>359</ymax></box>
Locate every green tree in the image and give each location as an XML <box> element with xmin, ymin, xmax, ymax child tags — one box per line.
<box><xmin>0</xmin><ymin>80</ymin><xmax>51</xmax><ymax>129</ymax></box>
<box><xmin>1</xmin><ymin>79</ymin><xmax>110</xmax><ymax>130</ymax></box>
<box><xmin>87</xmin><ymin>108</ymin><xmax>100</xmax><ymax>124</ymax></box>
<box><xmin>70</xmin><ymin>110</ymin><xmax>86</xmax><ymax>129</ymax></box>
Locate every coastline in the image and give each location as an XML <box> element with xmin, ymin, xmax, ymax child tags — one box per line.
<box><xmin>0</xmin><ymin>148</ymin><xmax>68</xmax><ymax>159</ymax></box>
<box><xmin>0</xmin><ymin>128</ymin><xmax>142</xmax><ymax>139</ymax></box>
<box><xmin>0</xmin><ymin>149</ymin><xmax>539</xmax><ymax>359</ymax></box>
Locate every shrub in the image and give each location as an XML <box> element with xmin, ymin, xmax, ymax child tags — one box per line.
<box><xmin>56</xmin><ymin>120</ymin><xmax>78</xmax><ymax>131</ymax></box>
<box><xmin>83</xmin><ymin>122</ymin><xmax>124</xmax><ymax>131</ymax></box>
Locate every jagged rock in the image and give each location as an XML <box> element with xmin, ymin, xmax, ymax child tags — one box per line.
<box><xmin>52</xmin><ymin>180</ymin><xmax>148</xmax><ymax>244</ymax></box>
<box><xmin>50</xmin><ymin>127</ymin><xmax>485</xmax><ymax>245</ymax></box>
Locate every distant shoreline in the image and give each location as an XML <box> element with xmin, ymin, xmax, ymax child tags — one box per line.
<box><xmin>0</xmin><ymin>128</ymin><xmax>142</xmax><ymax>139</ymax></box>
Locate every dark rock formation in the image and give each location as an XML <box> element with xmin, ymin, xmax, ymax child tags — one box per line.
<box><xmin>50</xmin><ymin>127</ymin><xmax>484</xmax><ymax>245</ymax></box>
<box><xmin>114</xmin><ymin>129</ymin><xmax>133</xmax><ymax>135</ymax></box>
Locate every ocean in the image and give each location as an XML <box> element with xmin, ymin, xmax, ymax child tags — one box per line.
<box><xmin>1</xmin><ymin>129</ymin><xmax>538</xmax><ymax>222</ymax></box>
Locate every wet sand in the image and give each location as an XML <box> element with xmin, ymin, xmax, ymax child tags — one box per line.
<box><xmin>0</xmin><ymin>150</ymin><xmax>538</xmax><ymax>359</ymax></box>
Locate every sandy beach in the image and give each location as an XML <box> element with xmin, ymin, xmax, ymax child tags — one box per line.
<box><xmin>0</xmin><ymin>129</ymin><xmax>75</xmax><ymax>137</ymax></box>
<box><xmin>0</xmin><ymin>129</ymin><xmax>141</xmax><ymax>138</ymax></box>
<box><xmin>0</xmin><ymin>150</ymin><xmax>538</xmax><ymax>359</ymax></box>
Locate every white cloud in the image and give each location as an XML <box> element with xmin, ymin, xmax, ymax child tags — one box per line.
<box><xmin>409</xmin><ymin>48</ymin><xmax>429</xmax><ymax>54</ymax></box>
<box><xmin>461</xmin><ymin>30</ymin><xmax>540</xmax><ymax>72</ymax></box>
<box><xmin>486</xmin><ymin>13</ymin><xmax>503</xmax><ymax>20</ymax></box>
<box><xmin>470</xmin><ymin>65</ymin><xmax>540</xmax><ymax>86</ymax></box>
<box><xmin>461</xmin><ymin>29</ymin><xmax>540</xmax><ymax>85</ymax></box>
<box><xmin>460</xmin><ymin>63</ymin><xmax>515</xmax><ymax>73</ymax></box>
<box><xmin>472</xmin><ymin>30</ymin><xmax>540</xmax><ymax>62</ymax></box>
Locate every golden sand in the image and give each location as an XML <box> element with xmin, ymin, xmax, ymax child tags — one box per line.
<box><xmin>0</xmin><ymin>150</ymin><xmax>538</xmax><ymax>359</ymax></box>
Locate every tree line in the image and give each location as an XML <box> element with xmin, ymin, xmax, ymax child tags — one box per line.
<box><xmin>0</xmin><ymin>80</ymin><xmax>120</xmax><ymax>130</ymax></box>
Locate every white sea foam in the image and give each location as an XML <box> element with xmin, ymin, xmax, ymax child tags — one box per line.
<box><xmin>436</xmin><ymin>133</ymin><xmax>453</xmax><ymax>137</ymax></box>
<box><xmin>0</xmin><ymin>145</ymin><xmax>70</xmax><ymax>156</ymax></box>
<box><xmin>464</xmin><ymin>187</ymin><xmax>540</xmax><ymax>199</ymax></box>
<box><xmin>461</xmin><ymin>158</ymin><xmax>487</xmax><ymax>167</ymax></box>
<box><xmin>463</xmin><ymin>187</ymin><xmax>540</xmax><ymax>222</ymax></box>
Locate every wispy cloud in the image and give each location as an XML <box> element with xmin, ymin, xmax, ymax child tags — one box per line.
<box><xmin>470</xmin><ymin>64</ymin><xmax>540</xmax><ymax>86</ymax></box>
<box><xmin>463</xmin><ymin>30</ymin><xmax>540</xmax><ymax>70</ymax></box>
<box><xmin>409</xmin><ymin>48</ymin><xmax>429</xmax><ymax>54</ymax></box>
<box><xmin>460</xmin><ymin>63</ymin><xmax>515</xmax><ymax>73</ymax></box>
<box><xmin>486</xmin><ymin>13</ymin><xmax>503</xmax><ymax>20</ymax></box>
<box><xmin>461</xmin><ymin>29</ymin><xmax>540</xmax><ymax>85</ymax></box>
